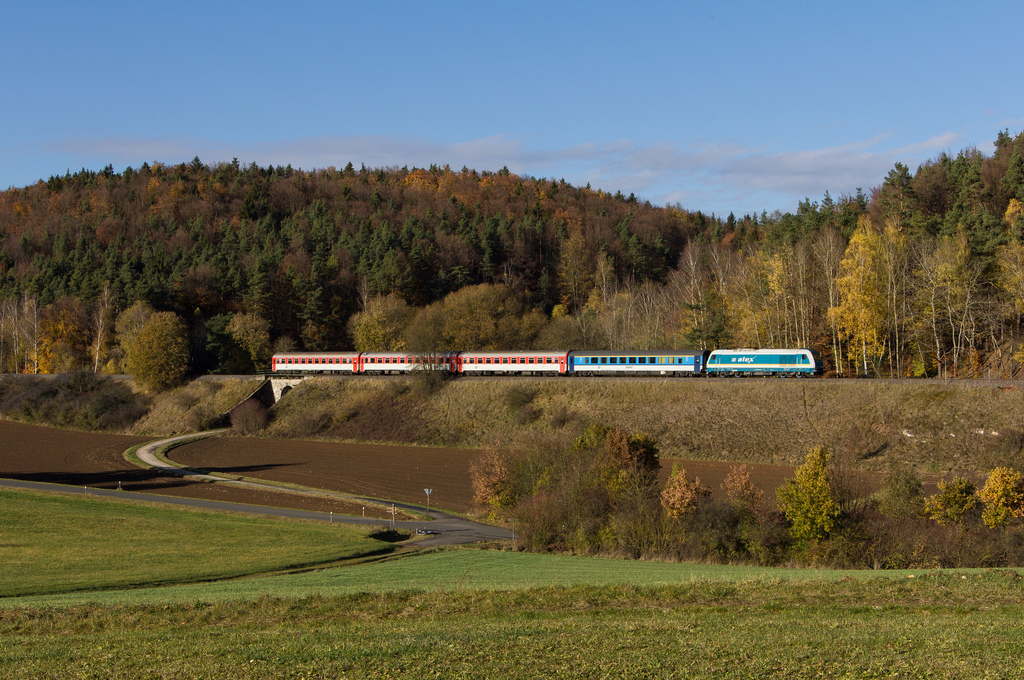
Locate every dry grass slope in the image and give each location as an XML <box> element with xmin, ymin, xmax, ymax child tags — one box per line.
<box><xmin>264</xmin><ymin>377</ymin><xmax>1024</xmax><ymax>475</ymax></box>
<box><xmin>131</xmin><ymin>378</ymin><xmax>264</xmax><ymax>435</ymax></box>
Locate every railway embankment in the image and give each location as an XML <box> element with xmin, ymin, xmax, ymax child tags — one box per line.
<box><xmin>4</xmin><ymin>371</ymin><xmax>1021</xmax><ymax>476</ymax></box>
<box><xmin>256</xmin><ymin>376</ymin><xmax>1024</xmax><ymax>476</ymax></box>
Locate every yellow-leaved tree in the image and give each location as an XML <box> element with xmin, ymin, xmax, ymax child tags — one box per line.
<box><xmin>979</xmin><ymin>467</ymin><xmax>1024</xmax><ymax>528</ymax></box>
<box><xmin>347</xmin><ymin>294</ymin><xmax>414</xmax><ymax>351</ymax></box>
<box><xmin>828</xmin><ymin>216</ymin><xmax>886</xmax><ymax>376</ymax></box>
<box><xmin>226</xmin><ymin>312</ymin><xmax>272</xmax><ymax>370</ymax></box>
<box><xmin>996</xmin><ymin>240</ymin><xmax>1024</xmax><ymax>365</ymax></box>
<box><xmin>128</xmin><ymin>311</ymin><xmax>189</xmax><ymax>392</ymax></box>
<box><xmin>776</xmin><ymin>446</ymin><xmax>840</xmax><ymax>543</ymax></box>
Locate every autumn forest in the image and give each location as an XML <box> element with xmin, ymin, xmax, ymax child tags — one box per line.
<box><xmin>2</xmin><ymin>129</ymin><xmax>1024</xmax><ymax>385</ymax></box>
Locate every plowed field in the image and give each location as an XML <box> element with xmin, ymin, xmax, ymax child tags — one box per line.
<box><xmin>3</xmin><ymin>419</ymin><xmax>870</xmax><ymax>516</ymax></box>
<box><xmin>0</xmin><ymin>421</ymin><xmax>393</xmax><ymax>518</ymax></box>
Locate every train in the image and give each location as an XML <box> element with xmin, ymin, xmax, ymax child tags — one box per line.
<box><xmin>271</xmin><ymin>348</ymin><xmax>823</xmax><ymax>377</ymax></box>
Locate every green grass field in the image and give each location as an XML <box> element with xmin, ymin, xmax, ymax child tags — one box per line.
<box><xmin>0</xmin><ymin>487</ymin><xmax>393</xmax><ymax>597</ymax></box>
<box><xmin>4</xmin><ymin>486</ymin><xmax>1024</xmax><ymax>678</ymax></box>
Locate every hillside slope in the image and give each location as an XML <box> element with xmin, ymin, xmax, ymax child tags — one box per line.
<box><xmin>262</xmin><ymin>376</ymin><xmax>1024</xmax><ymax>475</ymax></box>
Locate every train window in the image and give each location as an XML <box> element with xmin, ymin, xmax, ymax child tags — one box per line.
<box><xmin>502</xmin><ymin>357</ymin><xmax>508</xmax><ymax>364</ymax></box>
<box><xmin>600</xmin><ymin>357</ymin><xmax>607</xmax><ymax>364</ymax></box>
<box><xmin>529</xmin><ymin>358</ymin><xmax>535</xmax><ymax>364</ymax></box>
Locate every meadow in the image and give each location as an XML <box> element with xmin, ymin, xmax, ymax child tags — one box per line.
<box><xmin>0</xmin><ymin>487</ymin><xmax>394</xmax><ymax>598</ymax></box>
<box><xmin>4</xmin><ymin>485</ymin><xmax>1024</xmax><ymax>678</ymax></box>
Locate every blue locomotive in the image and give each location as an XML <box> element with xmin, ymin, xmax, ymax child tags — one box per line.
<box><xmin>705</xmin><ymin>348</ymin><xmax>822</xmax><ymax>377</ymax></box>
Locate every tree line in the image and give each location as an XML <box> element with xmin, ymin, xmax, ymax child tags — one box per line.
<box><xmin>2</xmin><ymin>128</ymin><xmax>1024</xmax><ymax>382</ymax></box>
<box><xmin>475</xmin><ymin>427</ymin><xmax>1024</xmax><ymax>568</ymax></box>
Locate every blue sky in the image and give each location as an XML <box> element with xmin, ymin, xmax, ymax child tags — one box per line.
<box><xmin>2</xmin><ymin>1</ymin><xmax>1022</xmax><ymax>217</ymax></box>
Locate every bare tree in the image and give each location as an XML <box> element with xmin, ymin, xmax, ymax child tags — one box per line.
<box><xmin>20</xmin><ymin>293</ymin><xmax>40</xmax><ymax>374</ymax></box>
<box><xmin>813</xmin><ymin>226</ymin><xmax>846</xmax><ymax>375</ymax></box>
<box><xmin>0</xmin><ymin>298</ymin><xmax>13</xmax><ymax>372</ymax></box>
<box><xmin>91</xmin><ymin>283</ymin><xmax>115</xmax><ymax>373</ymax></box>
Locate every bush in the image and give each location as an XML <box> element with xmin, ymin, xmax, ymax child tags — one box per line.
<box><xmin>661</xmin><ymin>465</ymin><xmax>711</xmax><ymax>518</ymax></box>
<box><xmin>924</xmin><ymin>478</ymin><xmax>980</xmax><ymax>525</ymax></box>
<box><xmin>0</xmin><ymin>372</ymin><xmax>150</xmax><ymax>432</ymax></box>
<box><xmin>877</xmin><ymin>467</ymin><xmax>925</xmax><ymax>519</ymax></box>
<box><xmin>230</xmin><ymin>399</ymin><xmax>269</xmax><ymax>436</ymax></box>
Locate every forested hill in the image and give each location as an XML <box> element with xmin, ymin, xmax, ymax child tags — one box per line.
<box><xmin>2</xmin><ymin>129</ymin><xmax>1024</xmax><ymax>382</ymax></box>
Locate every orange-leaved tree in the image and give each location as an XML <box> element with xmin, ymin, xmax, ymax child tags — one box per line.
<box><xmin>660</xmin><ymin>465</ymin><xmax>712</xmax><ymax>518</ymax></box>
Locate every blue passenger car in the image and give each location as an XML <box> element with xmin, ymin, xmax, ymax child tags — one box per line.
<box><xmin>706</xmin><ymin>349</ymin><xmax>821</xmax><ymax>376</ymax></box>
<box><xmin>568</xmin><ymin>350</ymin><xmax>710</xmax><ymax>376</ymax></box>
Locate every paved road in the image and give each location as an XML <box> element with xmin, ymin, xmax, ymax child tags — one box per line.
<box><xmin>2</xmin><ymin>431</ymin><xmax>511</xmax><ymax>548</ymax></box>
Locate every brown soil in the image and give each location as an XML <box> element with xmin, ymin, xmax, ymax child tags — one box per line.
<box><xmin>174</xmin><ymin>436</ymin><xmax>485</xmax><ymax>513</ymax></box>
<box><xmin>0</xmin><ymin>421</ymin><xmax>394</xmax><ymax>519</ymax></box>
<box><xmin>2</xmin><ymin>420</ymin><xmax>894</xmax><ymax>516</ymax></box>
